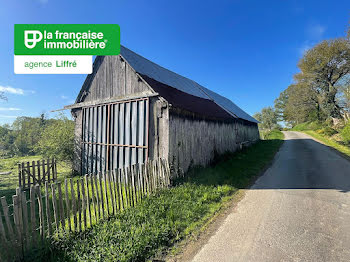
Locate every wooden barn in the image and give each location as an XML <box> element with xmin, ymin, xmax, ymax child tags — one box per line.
<box><xmin>65</xmin><ymin>46</ymin><xmax>259</xmax><ymax>177</ymax></box>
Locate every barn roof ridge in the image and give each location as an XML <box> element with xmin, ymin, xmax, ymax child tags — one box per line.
<box><xmin>120</xmin><ymin>45</ymin><xmax>258</xmax><ymax>123</ymax></box>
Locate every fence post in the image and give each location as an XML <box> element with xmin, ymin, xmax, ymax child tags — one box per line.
<box><xmin>21</xmin><ymin>191</ymin><xmax>28</xmax><ymax>250</ymax></box>
<box><xmin>12</xmin><ymin>194</ymin><xmax>23</xmax><ymax>257</ymax></box>
<box><xmin>85</xmin><ymin>175</ymin><xmax>92</xmax><ymax>226</ymax></box>
<box><xmin>1</xmin><ymin>197</ymin><xmax>14</xmax><ymax>242</ymax></box>
<box><xmin>65</xmin><ymin>179</ymin><xmax>71</xmax><ymax>232</ymax></box>
<box><xmin>70</xmin><ymin>179</ymin><xmax>77</xmax><ymax>232</ymax></box>
<box><xmin>51</xmin><ymin>183</ymin><xmax>59</xmax><ymax>232</ymax></box>
<box><xmin>45</xmin><ymin>182</ymin><xmax>52</xmax><ymax>237</ymax></box>
<box><xmin>35</xmin><ymin>185</ymin><xmax>44</xmax><ymax>240</ymax></box>
<box><xmin>18</xmin><ymin>164</ymin><xmax>22</xmax><ymax>188</ymax></box>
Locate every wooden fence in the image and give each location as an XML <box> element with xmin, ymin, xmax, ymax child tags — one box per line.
<box><xmin>0</xmin><ymin>158</ymin><xmax>170</xmax><ymax>261</ymax></box>
<box><xmin>18</xmin><ymin>158</ymin><xmax>57</xmax><ymax>189</ymax></box>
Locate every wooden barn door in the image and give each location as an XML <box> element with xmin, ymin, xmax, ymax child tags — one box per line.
<box><xmin>81</xmin><ymin>97</ymin><xmax>149</xmax><ymax>174</ymax></box>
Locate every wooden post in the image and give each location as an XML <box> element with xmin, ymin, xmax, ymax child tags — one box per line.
<box><xmin>118</xmin><ymin>169</ymin><xmax>124</xmax><ymax>210</ymax></box>
<box><xmin>103</xmin><ymin>172</ymin><xmax>110</xmax><ymax>216</ymax></box>
<box><xmin>34</xmin><ymin>185</ymin><xmax>44</xmax><ymax>240</ymax></box>
<box><xmin>37</xmin><ymin>160</ymin><xmax>41</xmax><ymax>186</ymax></box>
<box><xmin>18</xmin><ymin>164</ymin><xmax>22</xmax><ymax>188</ymax></box>
<box><xmin>0</xmin><ymin>208</ymin><xmax>7</xmax><ymax>247</ymax></box>
<box><xmin>45</xmin><ymin>182</ymin><xmax>52</xmax><ymax>237</ymax></box>
<box><xmin>99</xmin><ymin>172</ymin><xmax>105</xmax><ymax>218</ymax></box>
<box><xmin>85</xmin><ymin>175</ymin><xmax>92</xmax><ymax>227</ymax></box>
<box><xmin>12</xmin><ymin>195</ymin><xmax>22</xmax><ymax>253</ymax></box>
<box><xmin>107</xmin><ymin>171</ymin><xmax>115</xmax><ymax>215</ymax></box>
<box><xmin>70</xmin><ymin>179</ymin><xmax>77</xmax><ymax>232</ymax></box>
<box><xmin>21</xmin><ymin>191</ymin><xmax>28</xmax><ymax>249</ymax></box>
<box><xmin>41</xmin><ymin>160</ymin><xmax>45</xmax><ymax>185</ymax></box>
<box><xmin>64</xmin><ymin>179</ymin><xmax>71</xmax><ymax>232</ymax></box>
<box><xmin>57</xmin><ymin>182</ymin><xmax>65</xmax><ymax>231</ymax></box>
<box><xmin>47</xmin><ymin>159</ymin><xmax>51</xmax><ymax>183</ymax></box>
<box><xmin>1</xmin><ymin>197</ymin><xmax>14</xmax><ymax>241</ymax></box>
<box><xmin>21</xmin><ymin>163</ymin><xmax>25</xmax><ymax>188</ymax></box>
<box><xmin>51</xmin><ymin>183</ymin><xmax>59</xmax><ymax>232</ymax></box>
<box><xmin>90</xmin><ymin>175</ymin><xmax>97</xmax><ymax>222</ymax></box>
<box><xmin>112</xmin><ymin>170</ymin><xmax>118</xmax><ymax>212</ymax></box>
<box><xmin>32</xmin><ymin>161</ymin><xmax>36</xmax><ymax>186</ymax></box>
<box><xmin>94</xmin><ymin>174</ymin><xmax>100</xmax><ymax>220</ymax></box>
<box><xmin>76</xmin><ymin>179</ymin><xmax>81</xmax><ymax>232</ymax></box>
<box><xmin>81</xmin><ymin>178</ymin><xmax>87</xmax><ymax>230</ymax></box>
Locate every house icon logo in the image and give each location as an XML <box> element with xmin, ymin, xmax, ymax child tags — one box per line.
<box><xmin>24</xmin><ymin>30</ymin><xmax>43</xmax><ymax>49</ymax></box>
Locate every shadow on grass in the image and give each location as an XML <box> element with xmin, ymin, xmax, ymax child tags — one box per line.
<box><xmin>175</xmin><ymin>139</ymin><xmax>284</xmax><ymax>190</ymax></box>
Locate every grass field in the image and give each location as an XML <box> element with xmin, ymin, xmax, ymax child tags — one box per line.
<box><xmin>29</xmin><ymin>131</ymin><xmax>284</xmax><ymax>262</ymax></box>
<box><xmin>0</xmin><ymin>155</ymin><xmax>72</xmax><ymax>202</ymax></box>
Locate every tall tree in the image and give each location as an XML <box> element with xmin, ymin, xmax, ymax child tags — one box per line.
<box><xmin>253</xmin><ymin>107</ymin><xmax>279</xmax><ymax>131</ymax></box>
<box><xmin>297</xmin><ymin>38</ymin><xmax>350</xmax><ymax>120</ymax></box>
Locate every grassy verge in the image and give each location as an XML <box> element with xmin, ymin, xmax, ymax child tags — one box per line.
<box><xmin>301</xmin><ymin>130</ymin><xmax>350</xmax><ymax>157</ymax></box>
<box><xmin>28</xmin><ymin>132</ymin><xmax>284</xmax><ymax>262</ymax></box>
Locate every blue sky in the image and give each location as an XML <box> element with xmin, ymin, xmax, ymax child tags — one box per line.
<box><xmin>0</xmin><ymin>0</ymin><xmax>349</xmax><ymax>124</ymax></box>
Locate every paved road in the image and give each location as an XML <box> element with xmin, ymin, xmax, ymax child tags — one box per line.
<box><xmin>192</xmin><ymin>131</ymin><xmax>350</xmax><ymax>262</ymax></box>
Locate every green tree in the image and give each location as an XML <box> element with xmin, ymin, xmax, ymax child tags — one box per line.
<box><xmin>36</xmin><ymin>115</ymin><xmax>75</xmax><ymax>163</ymax></box>
<box><xmin>253</xmin><ymin>107</ymin><xmax>280</xmax><ymax>131</ymax></box>
<box><xmin>297</xmin><ymin>38</ymin><xmax>350</xmax><ymax>120</ymax></box>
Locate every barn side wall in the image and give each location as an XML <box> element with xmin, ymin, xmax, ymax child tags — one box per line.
<box><xmin>168</xmin><ymin>113</ymin><xmax>259</xmax><ymax>176</ymax></box>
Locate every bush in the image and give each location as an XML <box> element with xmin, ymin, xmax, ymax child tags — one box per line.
<box><xmin>341</xmin><ymin>122</ymin><xmax>350</xmax><ymax>144</ymax></box>
<box><xmin>317</xmin><ymin>127</ymin><xmax>337</xmax><ymax>136</ymax></box>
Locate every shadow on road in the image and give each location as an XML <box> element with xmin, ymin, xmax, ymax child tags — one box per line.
<box><xmin>179</xmin><ymin>136</ymin><xmax>350</xmax><ymax>193</ymax></box>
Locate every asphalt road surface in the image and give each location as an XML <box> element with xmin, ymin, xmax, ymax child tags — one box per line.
<box><xmin>192</xmin><ymin>131</ymin><xmax>350</xmax><ymax>262</ymax></box>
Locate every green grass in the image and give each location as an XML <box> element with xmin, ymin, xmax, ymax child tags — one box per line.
<box><xmin>302</xmin><ymin>130</ymin><xmax>350</xmax><ymax>157</ymax></box>
<box><xmin>27</xmin><ymin>131</ymin><xmax>284</xmax><ymax>262</ymax></box>
<box><xmin>0</xmin><ymin>155</ymin><xmax>72</xmax><ymax>202</ymax></box>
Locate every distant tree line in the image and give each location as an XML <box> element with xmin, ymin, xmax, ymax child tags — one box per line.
<box><xmin>0</xmin><ymin>114</ymin><xmax>75</xmax><ymax>162</ymax></box>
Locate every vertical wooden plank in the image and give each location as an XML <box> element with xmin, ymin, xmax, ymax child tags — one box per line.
<box><xmin>103</xmin><ymin>172</ymin><xmax>110</xmax><ymax>216</ymax></box>
<box><xmin>53</xmin><ymin>158</ymin><xmax>57</xmax><ymax>181</ymax></box>
<box><xmin>57</xmin><ymin>182</ymin><xmax>65</xmax><ymax>230</ymax></box>
<box><xmin>85</xmin><ymin>175</ymin><xmax>92</xmax><ymax>227</ymax></box>
<box><xmin>90</xmin><ymin>175</ymin><xmax>97</xmax><ymax>222</ymax></box>
<box><xmin>12</xmin><ymin>195</ymin><xmax>21</xmax><ymax>248</ymax></box>
<box><xmin>42</xmin><ymin>160</ymin><xmax>46</xmax><ymax>185</ymax></box>
<box><xmin>45</xmin><ymin>182</ymin><xmax>52</xmax><ymax>237</ymax></box>
<box><xmin>35</xmin><ymin>185</ymin><xmax>44</xmax><ymax>240</ymax></box>
<box><xmin>112</xmin><ymin>170</ymin><xmax>118</xmax><ymax>212</ymax></box>
<box><xmin>118</xmin><ymin>103</ymin><xmax>125</xmax><ymax>168</ymax></box>
<box><xmin>138</xmin><ymin>100</ymin><xmax>145</xmax><ymax>164</ymax></box>
<box><xmin>81</xmin><ymin>178</ymin><xmax>87</xmax><ymax>230</ymax></box>
<box><xmin>51</xmin><ymin>183</ymin><xmax>59</xmax><ymax>232</ymax></box>
<box><xmin>18</xmin><ymin>164</ymin><xmax>22</xmax><ymax>188</ymax></box>
<box><xmin>30</xmin><ymin>186</ymin><xmax>36</xmax><ymax>246</ymax></box>
<box><xmin>70</xmin><ymin>179</ymin><xmax>77</xmax><ymax>232</ymax></box>
<box><xmin>76</xmin><ymin>179</ymin><xmax>81</xmax><ymax>231</ymax></box>
<box><xmin>37</xmin><ymin>160</ymin><xmax>41</xmax><ymax>186</ymax></box>
<box><xmin>94</xmin><ymin>174</ymin><xmax>101</xmax><ymax>220</ymax></box>
<box><xmin>1</xmin><ymin>197</ymin><xmax>14</xmax><ymax>242</ymax></box>
<box><xmin>0</xmin><ymin>208</ymin><xmax>7</xmax><ymax>246</ymax></box>
<box><xmin>125</xmin><ymin>102</ymin><xmax>131</xmax><ymax>167</ymax></box>
<box><xmin>99</xmin><ymin>172</ymin><xmax>105</xmax><ymax>218</ymax></box>
<box><xmin>131</xmin><ymin>101</ymin><xmax>137</xmax><ymax>165</ymax></box>
<box><xmin>118</xmin><ymin>169</ymin><xmax>124</xmax><ymax>210</ymax></box>
<box><xmin>15</xmin><ymin>188</ymin><xmax>23</xmax><ymax>243</ymax></box>
<box><xmin>64</xmin><ymin>179</ymin><xmax>71</xmax><ymax>232</ymax></box>
<box><xmin>32</xmin><ymin>161</ymin><xmax>36</xmax><ymax>186</ymax></box>
<box><xmin>107</xmin><ymin>171</ymin><xmax>115</xmax><ymax>215</ymax></box>
<box><xmin>47</xmin><ymin>159</ymin><xmax>51</xmax><ymax>183</ymax></box>
<box><xmin>21</xmin><ymin>191</ymin><xmax>28</xmax><ymax>249</ymax></box>
<box><xmin>120</xmin><ymin>167</ymin><xmax>129</xmax><ymax>209</ymax></box>
<box><xmin>21</xmin><ymin>163</ymin><xmax>25</xmax><ymax>188</ymax></box>
<box><xmin>26</xmin><ymin>162</ymin><xmax>30</xmax><ymax>188</ymax></box>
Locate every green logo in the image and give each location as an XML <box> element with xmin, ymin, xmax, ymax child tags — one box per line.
<box><xmin>15</xmin><ymin>24</ymin><xmax>120</xmax><ymax>55</ymax></box>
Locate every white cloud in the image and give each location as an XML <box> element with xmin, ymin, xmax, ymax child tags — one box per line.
<box><xmin>61</xmin><ymin>95</ymin><xmax>68</xmax><ymax>100</ymax></box>
<box><xmin>0</xmin><ymin>107</ymin><xmax>21</xmax><ymax>111</ymax></box>
<box><xmin>306</xmin><ymin>24</ymin><xmax>326</xmax><ymax>39</ymax></box>
<box><xmin>0</xmin><ymin>86</ymin><xmax>24</xmax><ymax>95</ymax></box>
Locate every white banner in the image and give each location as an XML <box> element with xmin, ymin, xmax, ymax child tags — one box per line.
<box><xmin>14</xmin><ymin>55</ymin><xmax>92</xmax><ymax>74</ymax></box>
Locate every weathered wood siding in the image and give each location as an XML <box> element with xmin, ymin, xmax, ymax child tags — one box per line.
<box><xmin>168</xmin><ymin>114</ymin><xmax>259</xmax><ymax>176</ymax></box>
<box><xmin>78</xmin><ymin>56</ymin><xmax>154</xmax><ymax>103</ymax></box>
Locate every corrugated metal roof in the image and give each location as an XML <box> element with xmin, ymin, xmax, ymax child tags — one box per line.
<box><xmin>121</xmin><ymin>46</ymin><xmax>258</xmax><ymax>123</ymax></box>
